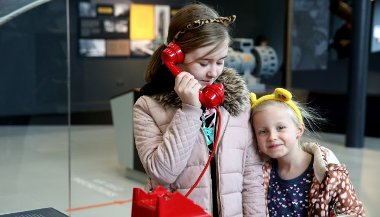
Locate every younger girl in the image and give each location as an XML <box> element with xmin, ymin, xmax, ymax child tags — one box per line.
<box><xmin>250</xmin><ymin>88</ymin><xmax>365</xmax><ymax>216</ymax></box>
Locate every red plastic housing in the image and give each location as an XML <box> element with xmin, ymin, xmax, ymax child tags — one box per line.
<box><xmin>131</xmin><ymin>186</ymin><xmax>211</xmax><ymax>217</ymax></box>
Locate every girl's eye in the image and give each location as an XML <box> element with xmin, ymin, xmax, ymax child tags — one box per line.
<box><xmin>257</xmin><ymin>130</ymin><xmax>266</xmax><ymax>135</ymax></box>
<box><xmin>216</xmin><ymin>61</ymin><xmax>224</xmax><ymax>66</ymax></box>
<box><xmin>199</xmin><ymin>62</ymin><xmax>208</xmax><ymax>67</ymax></box>
<box><xmin>277</xmin><ymin>126</ymin><xmax>286</xmax><ymax>130</ymax></box>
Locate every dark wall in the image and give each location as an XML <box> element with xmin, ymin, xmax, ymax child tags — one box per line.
<box><xmin>69</xmin><ymin>0</ymin><xmax>194</xmax><ymax>112</ymax></box>
<box><xmin>0</xmin><ymin>0</ymin><xmax>68</xmax><ymax>117</ymax></box>
<box><xmin>201</xmin><ymin>0</ymin><xmax>286</xmax><ymax>71</ymax></box>
<box><xmin>1</xmin><ymin>0</ymin><xmax>380</xmax><ymax>133</ymax></box>
<box><xmin>188</xmin><ymin>0</ymin><xmax>286</xmax><ymax>87</ymax></box>
<box><xmin>68</xmin><ymin>0</ymin><xmax>287</xmax><ymax>112</ymax></box>
<box><xmin>0</xmin><ymin>0</ymin><xmax>189</xmax><ymax>117</ymax></box>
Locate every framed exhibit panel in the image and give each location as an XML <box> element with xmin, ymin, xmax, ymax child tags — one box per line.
<box><xmin>78</xmin><ymin>1</ymin><xmax>131</xmax><ymax>57</ymax></box>
<box><xmin>77</xmin><ymin>1</ymin><xmax>172</xmax><ymax>58</ymax></box>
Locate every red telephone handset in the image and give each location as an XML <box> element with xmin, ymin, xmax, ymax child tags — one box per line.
<box><xmin>161</xmin><ymin>42</ymin><xmax>225</xmax><ymax>108</ymax></box>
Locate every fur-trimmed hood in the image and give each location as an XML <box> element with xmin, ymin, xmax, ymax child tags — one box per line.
<box><xmin>140</xmin><ymin>67</ymin><xmax>250</xmax><ymax>116</ymax></box>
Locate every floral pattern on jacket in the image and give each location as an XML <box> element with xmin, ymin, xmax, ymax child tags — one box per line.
<box><xmin>262</xmin><ymin>142</ymin><xmax>365</xmax><ymax>217</ymax></box>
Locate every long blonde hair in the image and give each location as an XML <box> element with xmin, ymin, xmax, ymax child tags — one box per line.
<box><xmin>144</xmin><ymin>3</ymin><xmax>234</xmax><ymax>82</ymax></box>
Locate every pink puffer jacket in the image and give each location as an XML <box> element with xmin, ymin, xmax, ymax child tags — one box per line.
<box><xmin>133</xmin><ymin>69</ymin><xmax>265</xmax><ymax>216</ymax></box>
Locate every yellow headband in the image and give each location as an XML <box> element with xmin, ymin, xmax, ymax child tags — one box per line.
<box><xmin>250</xmin><ymin>88</ymin><xmax>303</xmax><ymax>124</ymax></box>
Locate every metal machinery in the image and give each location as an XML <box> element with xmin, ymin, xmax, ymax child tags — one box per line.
<box><xmin>224</xmin><ymin>38</ymin><xmax>279</xmax><ymax>91</ymax></box>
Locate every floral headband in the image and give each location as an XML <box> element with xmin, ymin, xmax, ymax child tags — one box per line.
<box><xmin>250</xmin><ymin>88</ymin><xmax>304</xmax><ymax>124</ymax></box>
<box><xmin>173</xmin><ymin>15</ymin><xmax>236</xmax><ymax>42</ymax></box>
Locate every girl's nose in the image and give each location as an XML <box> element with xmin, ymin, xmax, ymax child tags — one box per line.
<box><xmin>268</xmin><ymin>131</ymin><xmax>277</xmax><ymax>141</ymax></box>
<box><xmin>207</xmin><ymin>64</ymin><xmax>218</xmax><ymax>78</ymax></box>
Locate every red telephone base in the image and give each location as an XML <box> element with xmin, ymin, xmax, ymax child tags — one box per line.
<box><xmin>131</xmin><ymin>186</ymin><xmax>211</xmax><ymax>217</ymax></box>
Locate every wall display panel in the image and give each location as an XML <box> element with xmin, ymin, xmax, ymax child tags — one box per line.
<box><xmin>79</xmin><ymin>39</ymin><xmax>106</xmax><ymax>57</ymax></box>
<box><xmin>79</xmin><ymin>18</ymin><xmax>102</xmax><ymax>37</ymax></box>
<box><xmin>78</xmin><ymin>1</ymin><xmax>131</xmax><ymax>57</ymax></box>
<box><xmin>128</xmin><ymin>4</ymin><xmax>171</xmax><ymax>56</ymax></box>
<box><xmin>154</xmin><ymin>5</ymin><xmax>170</xmax><ymax>41</ymax></box>
<box><xmin>78</xmin><ymin>1</ymin><xmax>171</xmax><ymax>57</ymax></box>
<box><xmin>130</xmin><ymin>40</ymin><xmax>153</xmax><ymax>56</ymax></box>
<box><xmin>106</xmin><ymin>39</ymin><xmax>131</xmax><ymax>56</ymax></box>
<box><xmin>129</xmin><ymin>3</ymin><xmax>155</xmax><ymax>40</ymax></box>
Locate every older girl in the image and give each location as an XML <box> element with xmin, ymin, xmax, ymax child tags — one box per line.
<box><xmin>133</xmin><ymin>3</ymin><xmax>265</xmax><ymax>216</ymax></box>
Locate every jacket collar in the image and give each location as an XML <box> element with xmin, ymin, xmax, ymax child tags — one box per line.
<box><xmin>263</xmin><ymin>142</ymin><xmax>341</xmax><ymax>183</ymax></box>
<box><xmin>143</xmin><ymin>67</ymin><xmax>250</xmax><ymax>117</ymax></box>
<box><xmin>301</xmin><ymin>142</ymin><xmax>340</xmax><ymax>183</ymax></box>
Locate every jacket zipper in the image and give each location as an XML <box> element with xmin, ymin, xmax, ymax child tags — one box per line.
<box><xmin>215</xmin><ymin>112</ymin><xmax>230</xmax><ymax>217</ymax></box>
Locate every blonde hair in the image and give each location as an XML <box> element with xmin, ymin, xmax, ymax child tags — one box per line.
<box><xmin>144</xmin><ymin>3</ymin><xmax>234</xmax><ymax>82</ymax></box>
<box><xmin>251</xmin><ymin>97</ymin><xmax>326</xmax><ymax>143</ymax></box>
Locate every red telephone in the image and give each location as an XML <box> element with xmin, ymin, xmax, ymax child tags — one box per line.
<box><xmin>161</xmin><ymin>42</ymin><xmax>225</xmax><ymax>108</ymax></box>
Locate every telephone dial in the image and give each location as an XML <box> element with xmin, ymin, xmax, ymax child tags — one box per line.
<box><xmin>161</xmin><ymin>42</ymin><xmax>225</xmax><ymax>108</ymax></box>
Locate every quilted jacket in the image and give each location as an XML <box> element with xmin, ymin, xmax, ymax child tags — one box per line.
<box><xmin>262</xmin><ymin>142</ymin><xmax>365</xmax><ymax>216</ymax></box>
<box><xmin>133</xmin><ymin>67</ymin><xmax>265</xmax><ymax>216</ymax></box>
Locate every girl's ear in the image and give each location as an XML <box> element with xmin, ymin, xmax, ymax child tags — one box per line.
<box><xmin>296</xmin><ymin>124</ymin><xmax>305</xmax><ymax>139</ymax></box>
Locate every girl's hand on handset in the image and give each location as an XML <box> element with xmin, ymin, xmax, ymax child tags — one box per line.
<box><xmin>174</xmin><ymin>72</ymin><xmax>202</xmax><ymax>107</ymax></box>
